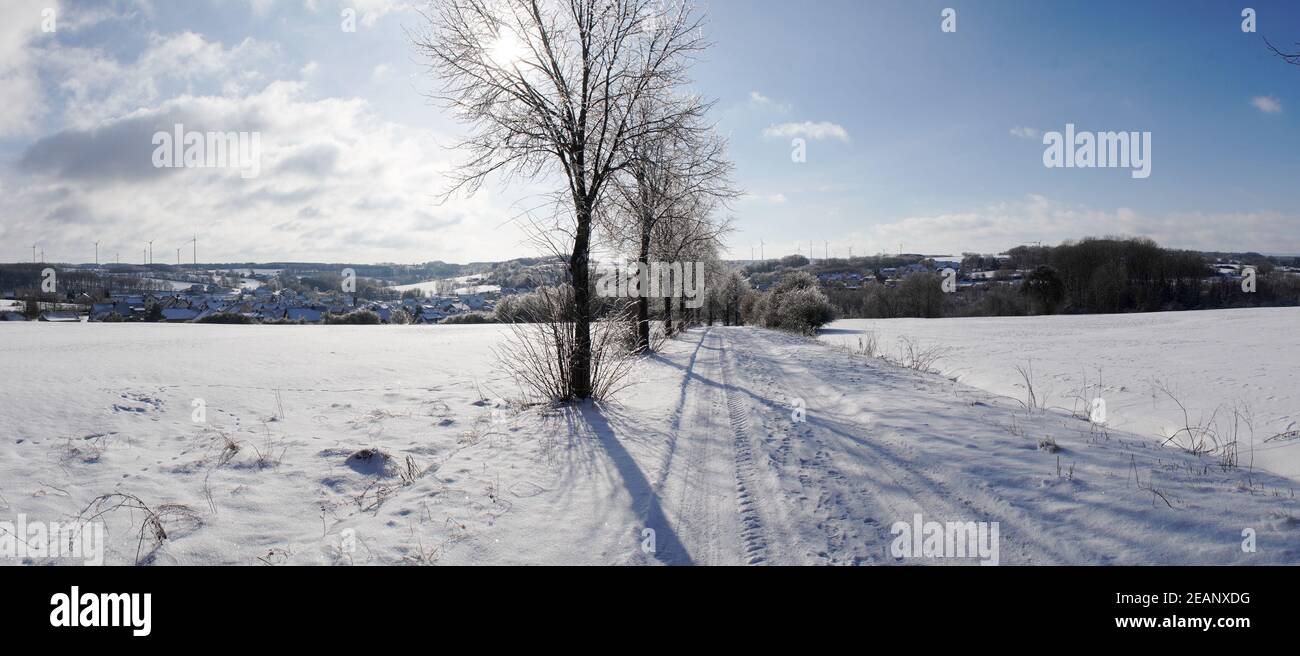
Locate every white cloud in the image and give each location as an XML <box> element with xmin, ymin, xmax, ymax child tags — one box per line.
<box><xmin>741</xmin><ymin>192</ymin><xmax>787</xmax><ymax>205</ymax></box>
<box><xmin>346</xmin><ymin>0</ymin><xmax>412</xmax><ymax>27</ymax></box>
<box><xmin>0</xmin><ymin>0</ymin><xmax>51</xmax><ymax>137</ymax></box>
<box><xmin>762</xmin><ymin>121</ymin><xmax>850</xmax><ymax>142</ymax></box>
<box><xmin>247</xmin><ymin>0</ymin><xmax>407</xmax><ymax>25</ymax></box>
<box><xmin>371</xmin><ymin>63</ymin><xmax>391</xmax><ymax>81</ymax></box>
<box><xmin>1251</xmin><ymin>95</ymin><xmax>1282</xmax><ymax>114</ymax></box>
<box><xmin>41</xmin><ymin>31</ymin><xmax>280</xmax><ymax>129</ymax></box>
<box><xmin>845</xmin><ymin>195</ymin><xmax>1300</xmax><ymax>255</ymax></box>
<box><xmin>59</xmin><ymin>0</ymin><xmax>152</xmax><ymax>31</ymax></box>
<box><xmin>1009</xmin><ymin>126</ymin><xmax>1041</xmax><ymax>139</ymax></box>
<box><xmin>745</xmin><ymin>90</ymin><xmax>791</xmax><ymax>114</ymax></box>
<box><xmin>4</xmin><ymin>79</ymin><xmax>535</xmax><ymax>263</ymax></box>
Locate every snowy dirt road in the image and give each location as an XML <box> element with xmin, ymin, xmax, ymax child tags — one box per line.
<box><xmin>633</xmin><ymin>327</ymin><xmax>1300</xmax><ymax>565</ymax></box>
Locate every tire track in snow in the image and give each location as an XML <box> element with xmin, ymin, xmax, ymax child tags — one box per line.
<box><xmin>717</xmin><ymin>332</ymin><xmax>772</xmax><ymax>565</ymax></box>
<box><xmin>642</xmin><ymin>328</ymin><xmax>751</xmax><ymax>565</ymax></box>
<box><xmin>651</xmin><ymin>329</ymin><xmax>711</xmax><ymax>493</ymax></box>
<box><xmin>722</xmin><ymin>329</ymin><xmax>896</xmax><ymax>564</ymax></box>
<box><xmin>655</xmin><ymin>328</ymin><xmax>740</xmax><ymax>565</ymax></box>
<box><xmin>736</xmin><ymin>327</ymin><xmax>1104</xmax><ymax>565</ymax></box>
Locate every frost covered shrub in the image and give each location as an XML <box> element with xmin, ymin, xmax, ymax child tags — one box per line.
<box><xmin>493</xmin><ymin>294</ymin><xmax>525</xmax><ymax>322</ymax></box>
<box><xmin>738</xmin><ymin>291</ymin><xmax>760</xmax><ymax>325</ymax></box>
<box><xmin>325</xmin><ymin>310</ymin><xmax>381</xmax><ymax>324</ymax></box>
<box><xmin>495</xmin><ymin>287</ymin><xmax>564</xmax><ymax>323</ymax></box>
<box><xmin>772</xmin><ymin>287</ymin><xmax>837</xmax><ymax>334</ymax></box>
<box><xmin>495</xmin><ymin>284</ymin><xmax>636</xmax><ymax>402</ymax></box>
<box><xmin>196</xmin><ymin>312</ymin><xmax>254</xmax><ymax>324</ymax></box>
<box><xmin>773</xmin><ymin>270</ymin><xmax>818</xmax><ymax>294</ymax></box>
<box><xmin>747</xmin><ymin>271</ymin><xmax>837</xmax><ymax>335</ymax></box>
<box><xmin>441</xmin><ymin>312</ymin><xmax>495</xmax><ymax>324</ymax></box>
<box><xmin>750</xmin><ymin>293</ymin><xmax>776</xmax><ymax>328</ymax></box>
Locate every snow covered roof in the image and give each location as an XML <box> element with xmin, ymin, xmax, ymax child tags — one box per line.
<box><xmin>161</xmin><ymin>308</ymin><xmax>200</xmax><ymax>322</ymax></box>
<box><xmin>286</xmin><ymin>308</ymin><xmax>323</xmax><ymax>322</ymax></box>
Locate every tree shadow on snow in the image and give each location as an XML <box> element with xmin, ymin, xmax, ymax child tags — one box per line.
<box><xmin>556</xmin><ymin>402</ymin><xmax>695</xmax><ymax>566</ymax></box>
<box><xmin>815</xmin><ymin>327</ymin><xmax>863</xmax><ymax>335</ymax></box>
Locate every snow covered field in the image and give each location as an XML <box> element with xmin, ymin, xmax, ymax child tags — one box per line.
<box><xmin>388</xmin><ymin>280</ymin><xmax>444</xmax><ymax>295</ymax></box>
<box><xmin>819</xmin><ymin>308</ymin><xmax>1300</xmax><ymax>479</ymax></box>
<box><xmin>389</xmin><ymin>272</ymin><xmax>500</xmax><ymax>297</ymax></box>
<box><xmin>2</xmin><ymin>322</ymin><xmax>1297</xmax><ymax>565</ymax></box>
<box><xmin>141</xmin><ymin>278</ymin><xmax>196</xmax><ymax>291</ymax></box>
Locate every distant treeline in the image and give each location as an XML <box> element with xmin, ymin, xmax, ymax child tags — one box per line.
<box><xmin>826</xmin><ymin>237</ymin><xmax>1300</xmax><ymax>319</ymax></box>
<box><xmin>0</xmin><ymin>255</ymin><xmax>565</xmax><ymax>291</ymax></box>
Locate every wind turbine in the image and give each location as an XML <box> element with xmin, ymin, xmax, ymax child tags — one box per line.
<box><xmin>760</xmin><ymin>239</ymin><xmax>765</xmax><ymax>261</ymax></box>
<box><xmin>190</xmin><ymin>235</ymin><xmax>197</xmax><ymax>267</ymax></box>
<box><xmin>94</xmin><ymin>241</ymin><xmax>99</xmax><ymax>266</ymax></box>
<box><xmin>176</xmin><ymin>248</ymin><xmax>181</xmax><ymax>265</ymax></box>
<box><xmin>31</xmin><ymin>244</ymin><xmax>37</xmax><ymax>263</ymax></box>
<box><xmin>147</xmin><ymin>240</ymin><xmax>154</xmax><ymax>265</ymax></box>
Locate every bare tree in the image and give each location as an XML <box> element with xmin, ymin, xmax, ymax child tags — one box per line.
<box><xmin>602</xmin><ymin>102</ymin><xmax>735</xmax><ymax>350</ymax></box>
<box><xmin>1265</xmin><ymin>37</ymin><xmax>1300</xmax><ymax>66</ymax></box>
<box><xmin>651</xmin><ymin>194</ymin><xmax>730</xmax><ymax>334</ymax></box>
<box><xmin>413</xmin><ymin>0</ymin><xmax>708</xmax><ymax>399</ymax></box>
<box><xmin>707</xmin><ymin>268</ymin><xmax>748</xmax><ymax>326</ymax></box>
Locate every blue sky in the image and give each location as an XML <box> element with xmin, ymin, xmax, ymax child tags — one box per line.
<box><xmin>1</xmin><ymin>0</ymin><xmax>1297</xmax><ymax>264</ymax></box>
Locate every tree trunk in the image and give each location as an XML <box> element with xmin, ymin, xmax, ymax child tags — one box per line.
<box><xmin>569</xmin><ymin>201</ymin><xmax>593</xmax><ymax>399</ymax></box>
<box><xmin>635</xmin><ymin>226</ymin><xmax>651</xmax><ymax>352</ymax></box>
<box><xmin>663</xmin><ymin>295</ymin><xmax>672</xmax><ymax>335</ymax></box>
